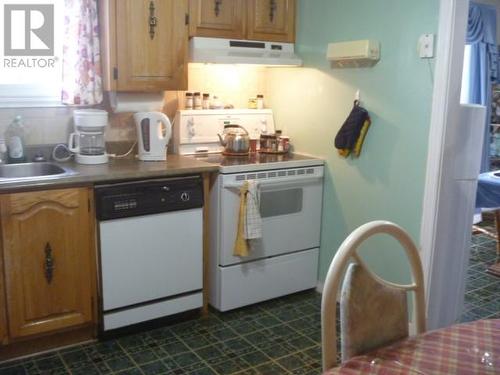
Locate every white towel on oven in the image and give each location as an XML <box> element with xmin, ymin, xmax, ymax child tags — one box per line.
<box><xmin>244</xmin><ymin>180</ymin><xmax>262</xmax><ymax>240</ymax></box>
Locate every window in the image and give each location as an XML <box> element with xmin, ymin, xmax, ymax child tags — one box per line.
<box><xmin>0</xmin><ymin>0</ymin><xmax>64</xmax><ymax>107</ymax></box>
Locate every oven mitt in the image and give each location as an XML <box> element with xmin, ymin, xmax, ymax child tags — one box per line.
<box><xmin>353</xmin><ymin>118</ymin><xmax>371</xmax><ymax>157</ymax></box>
<box><xmin>335</xmin><ymin>101</ymin><xmax>371</xmax><ymax>158</ymax></box>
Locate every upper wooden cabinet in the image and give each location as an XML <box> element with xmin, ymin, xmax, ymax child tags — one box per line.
<box><xmin>189</xmin><ymin>0</ymin><xmax>295</xmax><ymax>43</ymax></box>
<box><xmin>1</xmin><ymin>188</ymin><xmax>96</xmax><ymax>339</ymax></box>
<box><xmin>189</xmin><ymin>0</ymin><xmax>245</xmax><ymax>39</ymax></box>
<box><xmin>247</xmin><ymin>0</ymin><xmax>295</xmax><ymax>43</ymax></box>
<box><xmin>100</xmin><ymin>0</ymin><xmax>189</xmax><ymax>92</ymax></box>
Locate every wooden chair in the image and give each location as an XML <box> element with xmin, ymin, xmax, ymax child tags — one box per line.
<box><xmin>321</xmin><ymin>221</ymin><xmax>427</xmax><ymax>371</ymax></box>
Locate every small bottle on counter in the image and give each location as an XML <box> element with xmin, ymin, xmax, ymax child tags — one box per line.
<box><xmin>248</xmin><ymin>97</ymin><xmax>257</xmax><ymax>109</ymax></box>
<box><xmin>5</xmin><ymin>115</ymin><xmax>26</xmax><ymax>163</ymax></box>
<box><xmin>194</xmin><ymin>92</ymin><xmax>202</xmax><ymax>110</ymax></box>
<box><xmin>185</xmin><ymin>92</ymin><xmax>193</xmax><ymax>109</ymax></box>
<box><xmin>202</xmin><ymin>93</ymin><xmax>210</xmax><ymax>109</ymax></box>
<box><xmin>257</xmin><ymin>94</ymin><xmax>264</xmax><ymax>109</ymax></box>
<box><xmin>210</xmin><ymin>96</ymin><xmax>224</xmax><ymax>109</ymax></box>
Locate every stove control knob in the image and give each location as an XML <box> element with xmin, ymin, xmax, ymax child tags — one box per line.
<box><xmin>180</xmin><ymin>192</ymin><xmax>190</xmax><ymax>202</ymax></box>
<box><xmin>162</xmin><ymin>186</ymin><xmax>170</xmax><ymax>192</ymax></box>
<box><xmin>260</xmin><ymin>119</ymin><xmax>268</xmax><ymax>133</ymax></box>
<box><xmin>187</xmin><ymin>118</ymin><xmax>196</xmax><ymax>137</ymax></box>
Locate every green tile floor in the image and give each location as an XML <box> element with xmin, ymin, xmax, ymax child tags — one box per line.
<box><xmin>1</xmin><ymin>229</ymin><xmax>499</xmax><ymax>375</ymax></box>
<box><xmin>461</xmin><ymin>231</ymin><xmax>500</xmax><ymax>322</ymax></box>
<box><xmin>0</xmin><ymin>291</ymin><xmax>324</xmax><ymax>375</ymax></box>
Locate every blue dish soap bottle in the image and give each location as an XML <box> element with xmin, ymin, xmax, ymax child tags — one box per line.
<box><xmin>5</xmin><ymin>115</ymin><xmax>26</xmax><ymax>163</ymax></box>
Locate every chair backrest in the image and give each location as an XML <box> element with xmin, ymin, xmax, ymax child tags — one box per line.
<box><xmin>321</xmin><ymin>221</ymin><xmax>426</xmax><ymax>371</ymax></box>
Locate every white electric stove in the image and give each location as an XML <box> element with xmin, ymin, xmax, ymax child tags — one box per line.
<box><xmin>174</xmin><ymin>109</ymin><xmax>324</xmax><ymax>311</ymax></box>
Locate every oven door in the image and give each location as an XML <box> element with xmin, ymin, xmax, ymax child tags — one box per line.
<box><xmin>219</xmin><ymin>167</ymin><xmax>324</xmax><ymax>266</ymax></box>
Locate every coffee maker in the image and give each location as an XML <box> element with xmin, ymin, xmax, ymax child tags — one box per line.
<box><xmin>69</xmin><ymin>109</ymin><xmax>109</xmax><ymax>165</ymax></box>
<box><xmin>134</xmin><ymin>112</ymin><xmax>172</xmax><ymax>161</ymax></box>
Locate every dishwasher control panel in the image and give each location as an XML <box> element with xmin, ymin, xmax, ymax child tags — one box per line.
<box><xmin>95</xmin><ymin>176</ymin><xmax>203</xmax><ymax>221</ymax></box>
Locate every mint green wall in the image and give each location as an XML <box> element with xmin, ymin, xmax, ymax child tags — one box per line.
<box><xmin>266</xmin><ymin>0</ymin><xmax>439</xmax><ymax>283</ymax></box>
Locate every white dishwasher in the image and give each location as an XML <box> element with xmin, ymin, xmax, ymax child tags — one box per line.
<box><xmin>95</xmin><ymin>176</ymin><xmax>203</xmax><ymax>331</ymax></box>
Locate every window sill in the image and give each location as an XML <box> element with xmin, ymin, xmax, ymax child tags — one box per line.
<box><xmin>0</xmin><ymin>98</ymin><xmax>65</xmax><ymax>109</ymax></box>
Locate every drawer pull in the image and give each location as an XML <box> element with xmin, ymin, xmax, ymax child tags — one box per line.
<box><xmin>44</xmin><ymin>243</ymin><xmax>55</xmax><ymax>284</ymax></box>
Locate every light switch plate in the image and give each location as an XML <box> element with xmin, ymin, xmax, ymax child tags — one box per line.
<box><xmin>418</xmin><ymin>34</ymin><xmax>434</xmax><ymax>58</ymax></box>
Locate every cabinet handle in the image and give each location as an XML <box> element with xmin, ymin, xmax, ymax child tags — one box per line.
<box><xmin>44</xmin><ymin>242</ymin><xmax>55</xmax><ymax>284</ymax></box>
<box><xmin>214</xmin><ymin>0</ymin><xmax>222</xmax><ymax>17</ymax></box>
<box><xmin>148</xmin><ymin>1</ymin><xmax>158</xmax><ymax>40</ymax></box>
<box><xmin>269</xmin><ymin>0</ymin><xmax>277</xmax><ymax>22</ymax></box>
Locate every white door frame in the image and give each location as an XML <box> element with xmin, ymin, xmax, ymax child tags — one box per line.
<box><xmin>420</xmin><ymin>0</ymin><xmax>473</xmax><ymax>330</ymax></box>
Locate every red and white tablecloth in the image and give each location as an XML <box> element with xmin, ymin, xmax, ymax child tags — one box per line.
<box><xmin>326</xmin><ymin>319</ymin><xmax>500</xmax><ymax>374</ymax></box>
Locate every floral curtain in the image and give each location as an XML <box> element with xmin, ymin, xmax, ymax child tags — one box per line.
<box><xmin>62</xmin><ymin>0</ymin><xmax>103</xmax><ymax>105</ymax></box>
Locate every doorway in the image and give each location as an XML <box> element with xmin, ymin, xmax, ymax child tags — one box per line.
<box><xmin>421</xmin><ymin>0</ymin><xmax>500</xmax><ymax>330</ymax></box>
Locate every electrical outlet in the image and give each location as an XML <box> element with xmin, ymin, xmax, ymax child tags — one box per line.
<box><xmin>418</xmin><ymin>34</ymin><xmax>434</xmax><ymax>58</ymax></box>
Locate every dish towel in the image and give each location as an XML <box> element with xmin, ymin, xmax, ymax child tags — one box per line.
<box><xmin>244</xmin><ymin>180</ymin><xmax>262</xmax><ymax>240</ymax></box>
<box><xmin>234</xmin><ymin>180</ymin><xmax>262</xmax><ymax>257</ymax></box>
<box><xmin>234</xmin><ymin>182</ymin><xmax>250</xmax><ymax>257</ymax></box>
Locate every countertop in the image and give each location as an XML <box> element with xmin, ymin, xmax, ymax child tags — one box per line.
<box><xmin>0</xmin><ymin>155</ymin><xmax>219</xmax><ymax>192</ymax></box>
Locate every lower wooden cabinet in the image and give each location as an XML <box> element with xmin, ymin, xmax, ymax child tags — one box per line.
<box><xmin>0</xmin><ymin>253</ymin><xmax>7</xmax><ymax>345</ymax></box>
<box><xmin>0</xmin><ymin>188</ymin><xmax>96</xmax><ymax>340</ymax></box>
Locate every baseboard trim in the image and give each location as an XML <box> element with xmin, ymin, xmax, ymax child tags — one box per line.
<box><xmin>315</xmin><ymin>281</ymin><xmax>324</xmax><ymax>294</ymax></box>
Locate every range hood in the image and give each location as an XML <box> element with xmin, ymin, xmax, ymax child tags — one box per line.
<box><xmin>189</xmin><ymin>37</ymin><xmax>302</xmax><ymax>66</ymax></box>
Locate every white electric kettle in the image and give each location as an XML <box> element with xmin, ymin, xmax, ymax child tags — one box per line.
<box><xmin>134</xmin><ymin>112</ymin><xmax>172</xmax><ymax>161</ymax></box>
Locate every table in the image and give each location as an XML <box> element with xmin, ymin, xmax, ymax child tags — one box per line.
<box><xmin>326</xmin><ymin>319</ymin><xmax>500</xmax><ymax>374</ymax></box>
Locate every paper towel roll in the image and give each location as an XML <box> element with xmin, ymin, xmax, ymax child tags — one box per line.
<box><xmin>109</xmin><ymin>92</ymin><xmax>165</xmax><ymax>113</ymax></box>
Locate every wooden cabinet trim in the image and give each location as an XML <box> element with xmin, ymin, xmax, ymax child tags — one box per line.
<box><xmin>99</xmin><ymin>0</ymin><xmax>117</xmax><ymax>91</ymax></box>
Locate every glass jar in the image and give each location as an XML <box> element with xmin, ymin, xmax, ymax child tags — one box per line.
<box><xmin>185</xmin><ymin>92</ymin><xmax>193</xmax><ymax>109</ymax></box>
<box><xmin>257</xmin><ymin>94</ymin><xmax>264</xmax><ymax>109</ymax></box>
<box><xmin>248</xmin><ymin>97</ymin><xmax>257</xmax><ymax>109</ymax></box>
<box><xmin>260</xmin><ymin>134</ymin><xmax>276</xmax><ymax>152</ymax></box>
<box><xmin>194</xmin><ymin>92</ymin><xmax>202</xmax><ymax>110</ymax></box>
<box><xmin>202</xmin><ymin>93</ymin><xmax>210</xmax><ymax>109</ymax></box>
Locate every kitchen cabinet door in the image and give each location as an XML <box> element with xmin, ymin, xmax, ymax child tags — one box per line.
<box><xmin>189</xmin><ymin>0</ymin><xmax>245</xmax><ymax>39</ymax></box>
<box><xmin>115</xmin><ymin>0</ymin><xmax>188</xmax><ymax>91</ymax></box>
<box><xmin>1</xmin><ymin>188</ymin><xmax>95</xmax><ymax>339</ymax></box>
<box><xmin>247</xmin><ymin>0</ymin><xmax>295</xmax><ymax>42</ymax></box>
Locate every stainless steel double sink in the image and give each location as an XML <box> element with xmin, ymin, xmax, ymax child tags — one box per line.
<box><xmin>0</xmin><ymin>162</ymin><xmax>75</xmax><ymax>181</ymax></box>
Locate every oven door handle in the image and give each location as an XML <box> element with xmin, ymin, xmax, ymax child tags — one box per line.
<box><xmin>222</xmin><ymin>176</ymin><xmax>323</xmax><ymax>189</ymax></box>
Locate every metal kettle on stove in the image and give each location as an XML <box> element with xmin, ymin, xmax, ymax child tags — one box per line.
<box><xmin>217</xmin><ymin>124</ymin><xmax>250</xmax><ymax>155</ymax></box>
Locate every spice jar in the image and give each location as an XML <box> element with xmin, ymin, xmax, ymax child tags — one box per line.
<box><xmin>278</xmin><ymin>136</ymin><xmax>290</xmax><ymax>152</ymax></box>
<box><xmin>194</xmin><ymin>92</ymin><xmax>202</xmax><ymax>110</ymax></box>
<box><xmin>185</xmin><ymin>92</ymin><xmax>193</xmax><ymax>109</ymax></box>
<box><xmin>259</xmin><ymin>134</ymin><xmax>276</xmax><ymax>152</ymax></box>
<box><xmin>248</xmin><ymin>97</ymin><xmax>257</xmax><ymax>109</ymax></box>
<box><xmin>202</xmin><ymin>93</ymin><xmax>210</xmax><ymax>109</ymax></box>
<box><xmin>257</xmin><ymin>94</ymin><xmax>264</xmax><ymax>109</ymax></box>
